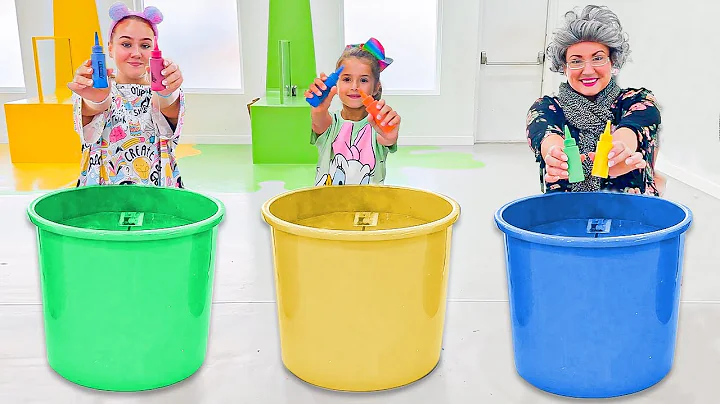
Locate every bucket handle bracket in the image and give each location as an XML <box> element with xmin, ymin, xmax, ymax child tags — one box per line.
<box><xmin>587</xmin><ymin>218</ymin><xmax>611</xmax><ymax>235</ymax></box>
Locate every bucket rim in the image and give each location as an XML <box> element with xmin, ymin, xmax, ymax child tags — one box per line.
<box><xmin>26</xmin><ymin>185</ymin><xmax>226</xmax><ymax>241</ymax></box>
<box><xmin>261</xmin><ymin>185</ymin><xmax>460</xmax><ymax>241</ymax></box>
<box><xmin>493</xmin><ymin>192</ymin><xmax>693</xmax><ymax>248</ymax></box>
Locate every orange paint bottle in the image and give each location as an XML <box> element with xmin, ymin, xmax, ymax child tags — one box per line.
<box><xmin>358</xmin><ymin>90</ymin><xmax>396</xmax><ymax>133</ymax></box>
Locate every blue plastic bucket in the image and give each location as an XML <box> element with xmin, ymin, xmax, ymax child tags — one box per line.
<box><xmin>494</xmin><ymin>192</ymin><xmax>692</xmax><ymax>398</ymax></box>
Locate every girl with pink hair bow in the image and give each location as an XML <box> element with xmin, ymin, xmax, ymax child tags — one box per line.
<box><xmin>306</xmin><ymin>37</ymin><xmax>401</xmax><ymax>186</ymax></box>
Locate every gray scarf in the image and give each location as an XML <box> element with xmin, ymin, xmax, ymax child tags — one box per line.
<box><xmin>556</xmin><ymin>78</ymin><xmax>621</xmax><ymax>192</ymax></box>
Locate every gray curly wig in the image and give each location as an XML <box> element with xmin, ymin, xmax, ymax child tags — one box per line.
<box><xmin>546</xmin><ymin>5</ymin><xmax>630</xmax><ymax>73</ymax></box>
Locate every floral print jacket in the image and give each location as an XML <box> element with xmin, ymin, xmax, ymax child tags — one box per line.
<box><xmin>526</xmin><ymin>88</ymin><xmax>661</xmax><ymax>196</ymax></box>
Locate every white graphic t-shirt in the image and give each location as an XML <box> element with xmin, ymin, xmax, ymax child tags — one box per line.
<box><xmin>72</xmin><ymin>82</ymin><xmax>185</xmax><ymax>187</ymax></box>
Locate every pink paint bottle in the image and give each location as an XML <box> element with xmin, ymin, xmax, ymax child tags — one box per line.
<box><xmin>150</xmin><ymin>36</ymin><xmax>166</xmax><ymax>91</ymax></box>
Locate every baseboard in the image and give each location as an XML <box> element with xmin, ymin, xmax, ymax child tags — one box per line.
<box><xmin>177</xmin><ymin>134</ymin><xmax>475</xmax><ymax>146</ymax></box>
<box><xmin>398</xmin><ymin>135</ymin><xmax>474</xmax><ymax>146</ymax></box>
<box><xmin>179</xmin><ymin>134</ymin><xmax>252</xmax><ymax>144</ymax></box>
<box><xmin>655</xmin><ymin>154</ymin><xmax>720</xmax><ymax>200</ymax></box>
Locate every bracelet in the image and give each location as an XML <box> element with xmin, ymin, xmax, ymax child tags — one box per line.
<box><xmin>156</xmin><ymin>89</ymin><xmax>179</xmax><ymax>98</ymax></box>
<box><xmin>156</xmin><ymin>89</ymin><xmax>180</xmax><ymax>105</ymax></box>
<box><xmin>84</xmin><ymin>94</ymin><xmax>111</xmax><ymax>107</ymax></box>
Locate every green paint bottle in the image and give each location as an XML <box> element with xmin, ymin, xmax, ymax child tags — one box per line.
<box><xmin>563</xmin><ymin>125</ymin><xmax>585</xmax><ymax>183</ymax></box>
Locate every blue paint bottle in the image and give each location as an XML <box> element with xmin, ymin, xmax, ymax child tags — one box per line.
<box><xmin>306</xmin><ymin>65</ymin><xmax>344</xmax><ymax>107</ymax></box>
<box><xmin>91</xmin><ymin>32</ymin><xmax>109</xmax><ymax>89</ymax></box>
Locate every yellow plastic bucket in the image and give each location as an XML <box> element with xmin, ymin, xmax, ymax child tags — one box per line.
<box><xmin>261</xmin><ymin>185</ymin><xmax>460</xmax><ymax>391</ymax></box>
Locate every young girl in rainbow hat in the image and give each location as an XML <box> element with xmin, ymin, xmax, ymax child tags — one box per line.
<box><xmin>67</xmin><ymin>2</ymin><xmax>185</xmax><ymax>187</ymax></box>
<box><xmin>305</xmin><ymin>37</ymin><xmax>401</xmax><ymax>186</ymax></box>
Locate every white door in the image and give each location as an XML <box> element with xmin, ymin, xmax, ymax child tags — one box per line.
<box><xmin>474</xmin><ymin>0</ymin><xmax>551</xmax><ymax>143</ymax></box>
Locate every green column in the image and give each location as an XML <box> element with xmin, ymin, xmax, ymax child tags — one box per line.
<box><xmin>265</xmin><ymin>0</ymin><xmax>317</xmax><ymax>93</ymax></box>
<box><xmin>249</xmin><ymin>0</ymin><xmax>318</xmax><ymax>165</ymax></box>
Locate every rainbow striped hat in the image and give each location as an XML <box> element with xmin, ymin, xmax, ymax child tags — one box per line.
<box><xmin>346</xmin><ymin>37</ymin><xmax>394</xmax><ymax>72</ymax></box>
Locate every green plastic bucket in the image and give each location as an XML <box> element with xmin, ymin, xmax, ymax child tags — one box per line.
<box><xmin>26</xmin><ymin>185</ymin><xmax>225</xmax><ymax>391</ymax></box>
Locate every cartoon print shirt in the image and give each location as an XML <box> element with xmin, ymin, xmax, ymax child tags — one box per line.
<box><xmin>71</xmin><ymin>82</ymin><xmax>185</xmax><ymax>187</ymax></box>
<box><xmin>311</xmin><ymin>110</ymin><xmax>397</xmax><ymax>186</ymax></box>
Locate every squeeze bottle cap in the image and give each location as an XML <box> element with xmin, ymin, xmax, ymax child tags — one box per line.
<box><xmin>151</xmin><ymin>36</ymin><xmax>162</xmax><ymax>58</ymax></box>
<box><xmin>358</xmin><ymin>89</ymin><xmax>375</xmax><ymax>107</ymax></box>
<box><xmin>324</xmin><ymin>65</ymin><xmax>344</xmax><ymax>88</ymax></box>
<box><xmin>92</xmin><ymin>32</ymin><xmax>103</xmax><ymax>53</ymax></box>
<box><xmin>599</xmin><ymin>120</ymin><xmax>613</xmax><ymax>141</ymax></box>
<box><xmin>563</xmin><ymin>125</ymin><xmax>577</xmax><ymax>147</ymax></box>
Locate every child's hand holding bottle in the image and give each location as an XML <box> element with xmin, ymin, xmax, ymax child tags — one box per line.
<box><xmin>366</xmin><ymin>98</ymin><xmax>400</xmax><ymax>146</ymax></box>
<box><xmin>306</xmin><ymin>73</ymin><xmax>338</xmax><ymax>135</ymax></box>
<box><xmin>67</xmin><ymin>59</ymin><xmax>114</xmax><ymax>106</ymax></box>
<box><xmin>304</xmin><ymin>72</ymin><xmax>338</xmax><ymax>111</ymax></box>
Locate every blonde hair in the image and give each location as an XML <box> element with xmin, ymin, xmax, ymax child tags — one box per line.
<box><xmin>335</xmin><ymin>47</ymin><xmax>383</xmax><ymax>100</ymax></box>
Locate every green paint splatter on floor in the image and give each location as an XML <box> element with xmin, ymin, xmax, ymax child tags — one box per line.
<box><xmin>178</xmin><ymin>145</ymin><xmax>315</xmax><ymax>193</ymax></box>
<box><xmin>178</xmin><ymin>145</ymin><xmax>484</xmax><ymax>193</ymax></box>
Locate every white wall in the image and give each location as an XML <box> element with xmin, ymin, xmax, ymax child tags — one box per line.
<box><xmin>0</xmin><ymin>93</ymin><xmax>24</xmax><ymax>143</ymax></box>
<box><xmin>543</xmin><ymin>0</ymin><xmax>720</xmax><ymax>196</ymax></box>
<box><xmin>322</xmin><ymin>0</ymin><xmax>479</xmax><ymax>145</ymax></box>
<box><xmin>386</xmin><ymin>0</ymin><xmax>480</xmax><ymax>145</ymax></box>
<box><xmin>0</xmin><ymin>0</ymin><xmax>52</xmax><ymax>143</ymax></box>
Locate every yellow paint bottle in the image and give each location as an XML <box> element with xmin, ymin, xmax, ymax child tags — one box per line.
<box><xmin>592</xmin><ymin>121</ymin><xmax>613</xmax><ymax>178</ymax></box>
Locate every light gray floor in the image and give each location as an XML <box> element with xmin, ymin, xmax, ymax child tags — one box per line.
<box><xmin>1</xmin><ymin>144</ymin><xmax>719</xmax><ymax>403</ymax></box>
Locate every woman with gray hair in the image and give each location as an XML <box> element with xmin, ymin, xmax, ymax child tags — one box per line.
<box><xmin>526</xmin><ymin>5</ymin><xmax>663</xmax><ymax>195</ymax></box>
